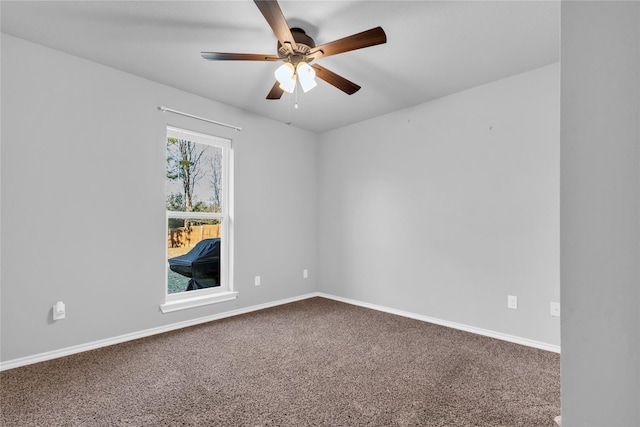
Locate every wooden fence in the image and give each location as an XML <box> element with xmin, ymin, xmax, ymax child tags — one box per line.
<box><xmin>167</xmin><ymin>224</ymin><xmax>221</xmax><ymax>248</ymax></box>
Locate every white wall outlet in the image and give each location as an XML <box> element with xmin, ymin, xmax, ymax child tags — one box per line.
<box><xmin>53</xmin><ymin>301</ymin><xmax>66</xmax><ymax>320</ymax></box>
<box><xmin>507</xmin><ymin>295</ymin><xmax>518</xmax><ymax>310</ymax></box>
<box><xmin>254</xmin><ymin>275</ymin><xmax>261</xmax><ymax>286</ymax></box>
<box><xmin>303</xmin><ymin>269</ymin><xmax>309</xmax><ymax>279</ymax></box>
<box><xmin>550</xmin><ymin>301</ymin><xmax>561</xmax><ymax>317</ymax></box>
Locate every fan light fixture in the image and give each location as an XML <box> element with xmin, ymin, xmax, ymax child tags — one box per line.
<box><xmin>275</xmin><ymin>62</ymin><xmax>317</xmax><ymax>93</ymax></box>
<box><xmin>296</xmin><ymin>62</ymin><xmax>317</xmax><ymax>92</ymax></box>
<box><xmin>275</xmin><ymin>63</ymin><xmax>296</xmax><ymax>93</ymax></box>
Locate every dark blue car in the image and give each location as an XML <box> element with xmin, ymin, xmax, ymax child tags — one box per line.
<box><xmin>168</xmin><ymin>238</ymin><xmax>221</xmax><ymax>290</ymax></box>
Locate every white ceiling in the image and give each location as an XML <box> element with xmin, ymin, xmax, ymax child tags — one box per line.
<box><xmin>0</xmin><ymin>1</ymin><xmax>560</xmax><ymax>134</ymax></box>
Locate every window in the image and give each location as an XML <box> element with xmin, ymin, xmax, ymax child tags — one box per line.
<box><xmin>161</xmin><ymin>126</ymin><xmax>236</xmax><ymax>313</ymax></box>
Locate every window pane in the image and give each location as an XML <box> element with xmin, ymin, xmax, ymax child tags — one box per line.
<box><xmin>167</xmin><ymin>218</ymin><xmax>222</xmax><ymax>294</ymax></box>
<box><xmin>166</xmin><ymin>138</ymin><xmax>223</xmax><ymax>213</ymax></box>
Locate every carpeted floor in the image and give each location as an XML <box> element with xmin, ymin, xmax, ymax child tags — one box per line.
<box><xmin>1</xmin><ymin>297</ymin><xmax>560</xmax><ymax>426</ymax></box>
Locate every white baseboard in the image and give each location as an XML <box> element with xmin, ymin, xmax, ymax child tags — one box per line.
<box><xmin>0</xmin><ymin>293</ymin><xmax>320</xmax><ymax>371</ymax></box>
<box><xmin>317</xmin><ymin>293</ymin><xmax>561</xmax><ymax>353</ymax></box>
<box><xmin>1</xmin><ymin>291</ymin><xmax>559</xmax><ymax>371</ymax></box>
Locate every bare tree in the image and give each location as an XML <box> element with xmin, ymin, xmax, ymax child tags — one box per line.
<box><xmin>209</xmin><ymin>149</ymin><xmax>223</xmax><ymax>213</ymax></box>
<box><xmin>167</xmin><ymin>137</ymin><xmax>208</xmax><ymax>213</ymax></box>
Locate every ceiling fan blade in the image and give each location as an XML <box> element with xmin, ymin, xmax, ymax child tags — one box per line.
<box><xmin>254</xmin><ymin>0</ymin><xmax>297</xmax><ymax>53</ymax></box>
<box><xmin>266</xmin><ymin>81</ymin><xmax>284</xmax><ymax>99</ymax></box>
<box><xmin>308</xmin><ymin>27</ymin><xmax>387</xmax><ymax>60</ymax></box>
<box><xmin>311</xmin><ymin>64</ymin><xmax>361</xmax><ymax>95</ymax></box>
<box><xmin>201</xmin><ymin>52</ymin><xmax>280</xmax><ymax>61</ymax></box>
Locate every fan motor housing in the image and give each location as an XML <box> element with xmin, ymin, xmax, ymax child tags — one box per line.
<box><xmin>277</xmin><ymin>28</ymin><xmax>315</xmax><ymax>60</ymax></box>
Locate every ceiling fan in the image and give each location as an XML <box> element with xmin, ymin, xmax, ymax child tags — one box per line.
<box><xmin>201</xmin><ymin>0</ymin><xmax>387</xmax><ymax>100</ymax></box>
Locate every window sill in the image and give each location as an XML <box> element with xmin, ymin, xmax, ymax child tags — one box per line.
<box><xmin>160</xmin><ymin>291</ymin><xmax>238</xmax><ymax>313</ymax></box>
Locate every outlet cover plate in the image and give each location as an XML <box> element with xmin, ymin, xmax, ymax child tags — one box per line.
<box><xmin>550</xmin><ymin>302</ymin><xmax>560</xmax><ymax>317</ymax></box>
<box><xmin>507</xmin><ymin>295</ymin><xmax>518</xmax><ymax>310</ymax></box>
<box><xmin>53</xmin><ymin>301</ymin><xmax>66</xmax><ymax>320</ymax></box>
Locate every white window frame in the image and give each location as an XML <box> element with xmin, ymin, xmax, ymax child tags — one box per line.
<box><xmin>160</xmin><ymin>126</ymin><xmax>236</xmax><ymax>313</ymax></box>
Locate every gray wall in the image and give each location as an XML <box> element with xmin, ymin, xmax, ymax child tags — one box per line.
<box><xmin>560</xmin><ymin>2</ymin><xmax>640</xmax><ymax>425</ymax></box>
<box><xmin>318</xmin><ymin>64</ymin><xmax>560</xmax><ymax>347</ymax></box>
<box><xmin>1</xmin><ymin>33</ymin><xmax>563</xmax><ymax>363</ymax></box>
<box><xmin>0</xmin><ymin>35</ymin><xmax>318</xmax><ymax>362</ymax></box>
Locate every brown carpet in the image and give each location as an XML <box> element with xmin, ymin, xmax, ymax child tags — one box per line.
<box><xmin>1</xmin><ymin>297</ymin><xmax>560</xmax><ymax>426</ymax></box>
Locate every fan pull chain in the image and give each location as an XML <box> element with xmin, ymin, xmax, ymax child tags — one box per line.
<box><xmin>286</xmin><ymin>89</ymin><xmax>292</xmax><ymax>125</ymax></box>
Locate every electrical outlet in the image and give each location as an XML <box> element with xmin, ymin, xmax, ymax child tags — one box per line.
<box><xmin>303</xmin><ymin>269</ymin><xmax>309</xmax><ymax>279</ymax></box>
<box><xmin>550</xmin><ymin>302</ymin><xmax>560</xmax><ymax>317</ymax></box>
<box><xmin>507</xmin><ymin>295</ymin><xmax>518</xmax><ymax>310</ymax></box>
<box><xmin>53</xmin><ymin>301</ymin><xmax>66</xmax><ymax>320</ymax></box>
<box><xmin>254</xmin><ymin>276</ymin><xmax>261</xmax><ymax>286</ymax></box>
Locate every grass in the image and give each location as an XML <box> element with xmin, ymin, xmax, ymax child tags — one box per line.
<box><xmin>167</xmin><ymin>268</ymin><xmax>189</xmax><ymax>294</ymax></box>
<box><xmin>167</xmin><ymin>245</ymin><xmax>191</xmax><ymax>294</ymax></box>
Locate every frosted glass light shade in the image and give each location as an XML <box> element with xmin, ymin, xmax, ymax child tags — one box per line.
<box><xmin>275</xmin><ymin>63</ymin><xmax>296</xmax><ymax>93</ymax></box>
<box><xmin>297</xmin><ymin>62</ymin><xmax>317</xmax><ymax>93</ymax></box>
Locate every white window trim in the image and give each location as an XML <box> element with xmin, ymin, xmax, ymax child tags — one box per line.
<box><xmin>160</xmin><ymin>290</ymin><xmax>238</xmax><ymax>313</ymax></box>
<box><xmin>167</xmin><ymin>126</ymin><xmax>231</xmax><ymax>149</ymax></box>
<box><xmin>162</xmin><ymin>126</ymin><xmax>235</xmax><ymax>313</ymax></box>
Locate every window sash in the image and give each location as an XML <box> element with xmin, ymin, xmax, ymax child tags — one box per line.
<box><xmin>166</xmin><ymin>211</ymin><xmax>225</xmax><ymax>220</ymax></box>
<box><xmin>165</xmin><ymin>213</ymin><xmax>229</xmax><ymax>301</ymax></box>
